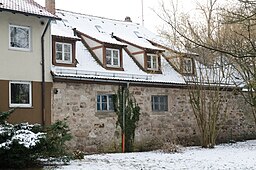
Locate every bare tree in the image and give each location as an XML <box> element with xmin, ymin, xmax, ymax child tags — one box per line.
<box><xmin>157</xmin><ymin>0</ymin><xmax>256</xmax><ymax>125</ymax></box>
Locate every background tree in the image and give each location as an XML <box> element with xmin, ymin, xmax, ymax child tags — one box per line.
<box><xmin>157</xmin><ymin>0</ymin><xmax>256</xmax><ymax>125</ymax></box>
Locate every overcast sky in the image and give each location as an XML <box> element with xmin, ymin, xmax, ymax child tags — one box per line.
<box><xmin>34</xmin><ymin>0</ymin><xmax>196</xmax><ymax>33</ymax></box>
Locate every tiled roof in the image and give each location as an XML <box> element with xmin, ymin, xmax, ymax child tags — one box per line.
<box><xmin>0</xmin><ymin>0</ymin><xmax>58</xmax><ymax>19</ymax></box>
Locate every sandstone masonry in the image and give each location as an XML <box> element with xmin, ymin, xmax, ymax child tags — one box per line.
<box><xmin>52</xmin><ymin>82</ymin><xmax>256</xmax><ymax>153</ymax></box>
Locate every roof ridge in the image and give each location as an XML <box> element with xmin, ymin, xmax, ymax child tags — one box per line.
<box><xmin>56</xmin><ymin>9</ymin><xmax>140</xmax><ymax>26</ymax></box>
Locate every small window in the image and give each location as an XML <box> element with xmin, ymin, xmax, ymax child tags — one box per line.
<box><xmin>147</xmin><ymin>54</ymin><xmax>158</xmax><ymax>70</ymax></box>
<box><xmin>106</xmin><ymin>48</ymin><xmax>120</xmax><ymax>67</ymax></box>
<box><xmin>134</xmin><ymin>31</ymin><xmax>143</xmax><ymax>38</ymax></box>
<box><xmin>97</xmin><ymin>94</ymin><xmax>114</xmax><ymax>111</ymax></box>
<box><xmin>95</xmin><ymin>25</ymin><xmax>104</xmax><ymax>33</ymax></box>
<box><xmin>182</xmin><ymin>58</ymin><xmax>193</xmax><ymax>74</ymax></box>
<box><xmin>9</xmin><ymin>24</ymin><xmax>31</xmax><ymax>51</ymax></box>
<box><xmin>55</xmin><ymin>42</ymin><xmax>72</xmax><ymax>63</ymax></box>
<box><xmin>9</xmin><ymin>81</ymin><xmax>32</xmax><ymax>107</ymax></box>
<box><xmin>152</xmin><ymin>95</ymin><xmax>168</xmax><ymax>112</ymax></box>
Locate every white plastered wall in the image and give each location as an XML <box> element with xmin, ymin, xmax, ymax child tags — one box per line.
<box><xmin>0</xmin><ymin>11</ymin><xmax>52</xmax><ymax>82</ymax></box>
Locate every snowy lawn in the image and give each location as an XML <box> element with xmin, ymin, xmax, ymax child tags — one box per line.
<box><xmin>50</xmin><ymin>140</ymin><xmax>256</xmax><ymax>170</ymax></box>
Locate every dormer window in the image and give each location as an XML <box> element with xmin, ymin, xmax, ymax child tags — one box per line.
<box><xmin>56</xmin><ymin>42</ymin><xmax>72</xmax><ymax>63</ymax></box>
<box><xmin>105</xmin><ymin>48</ymin><xmax>121</xmax><ymax>68</ymax></box>
<box><xmin>181</xmin><ymin>57</ymin><xmax>194</xmax><ymax>74</ymax></box>
<box><xmin>147</xmin><ymin>54</ymin><xmax>158</xmax><ymax>70</ymax></box>
<box><xmin>52</xmin><ymin>36</ymin><xmax>77</xmax><ymax>67</ymax></box>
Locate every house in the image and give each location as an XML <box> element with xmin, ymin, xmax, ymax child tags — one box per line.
<box><xmin>46</xmin><ymin>1</ymin><xmax>256</xmax><ymax>152</ymax></box>
<box><xmin>0</xmin><ymin>0</ymin><xmax>58</xmax><ymax>125</ymax></box>
<box><xmin>1</xmin><ymin>0</ymin><xmax>254</xmax><ymax>153</ymax></box>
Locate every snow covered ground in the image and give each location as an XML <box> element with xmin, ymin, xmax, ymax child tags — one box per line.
<box><xmin>51</xmin><ymin>140</ymin><xmax>256</xmax><ymax>170</ymax></box>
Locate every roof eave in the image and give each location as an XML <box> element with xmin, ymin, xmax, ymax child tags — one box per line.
<box><xmin>52</xmin><ymin>74</ymin><xmax>187</xmax><ymax>88</ymax></box>
<box><xmin>0</xmin><ymin>8</ymin><xmax>61</xmax><ymax>20</ymax></box>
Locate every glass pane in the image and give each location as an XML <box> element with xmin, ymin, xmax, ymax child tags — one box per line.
<box><xmin>97</xmin><ymin>95</ymin><xmax>100</xmax><ymax>102</ymax></box>
<box><xmin>113</xmin><ymin>58</ymin><xmax>119</xmax><ymax>66</ymax></box>
<box><xmin>64</xmin><ymin>44</ymin><xmax>71</xmax><ymax>52</ymax></box>
<box><xmin>147</xmin><ymin>55</ymin><xmax>151</xmax><ymax>68</ymax></box>
<box><xmin>11</xmin><ymin>83</ymin><xmax>30</xmax><ymax>104</ymax></box>
<box><xmin>102</xmin><ymin>103</ymin><xmax>107</xmax><ymax>110</ymax></box>
<box><xmin>109</xmin><ymin>102</ymin><xmax>114</xmax><ymax>111</ymax></box>
<box><xmin>152</xmin><ymin>56</ymin><xmax>157</xmax><ymax>69</ymax></box>
<box><xmin>97</xmin><ymin>103</ymin><xmax>101</xmax><ymax>111</ymax></box>
<box><xmin>64</xmin><ymin>53</ymin><xmax>70</xmax><ymax>61</ymax></box>
<box><xmin>102</xmin><ymin>95</ymin><xmax>107</xmax><ymax>102</ymax></box>
<box><xmin>113</xmin><ymin>50</ymin><xmax>118</xmax><ymax>59</ymax></box>
<box><xmin>106</xmin><ymin>49</ymin><xmax>111</xmax><ymax>57</ymax></box>
<box><xmin>160</xmin><ymin>103</ymin><xmax>164</xmax><ymax>111</ymax></box>
<box><xmin>106</xmin><ymin>55</ymin><xmax>111</xmax><ymax>65</ymax></box>
<box><xmin>160</xmin><ymin>96</ymin><xmax>164</xmax><ymax>103</ymax></box>
<box><xmin>154</xmin><ymin>96</ymin><xmax>159</xmax><ymax>103</ymax></box>
<box><xmin>10</xmin><ymin>26</ymin><xmax>29</xmax><ymax>49</ymax></box>
<box><xmin>56</xmin><ymin>43</ymin><xmax>62</xmax><ymax>52</ymax></box>
<box><xmin>109</xmin><ymin>95</ymin><xmax>114</xmax><ymax>110</ymax></box>
<box><xmin>154</xmin><ymin>103</ymin><xmax>159</xmax><ymax>111</ymax></box>
<box><xmin>184</xmin><ymin>59</ymin><xmax>192</xmax><ymax>73</ymax></box>
<box><xmin>56</xmin><ymin>52</ymin><xmax>62</xmax><ymax>60</ymax></box>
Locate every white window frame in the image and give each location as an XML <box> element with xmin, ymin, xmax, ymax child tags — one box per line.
<box><xmin>97</xmin><ymin>94</ymin><xmax>114</xmax><ymax>112</ymax></box>
<box><xmin>152</xmin><ymin>95</ymin><xmax>168</xmax><ymax>112</ymax></box>
<box><xmin>9</xmin><ymin>81</ymin><xmax>32</xmax><ymax>108</ymax></box>
<box><xmin>182</xmin><ymin>58</ymin><xmax>193</xmax><ymax>74</ymax></box>
<box><xmin>55</xmin><ymin>42</ymin><xmax>72</xmax><ymax>64</ymax></box>
<box><xmin>147</xmin><ymin>54</ymin><xmax>158</xmax><ymax>70</ymax></box>
<box><xmin>9</xmin><ymin>24</ymin><xmax>31</xmax><ymax>51</ymax></box>
<box><xmin>106</xmin><ymin>48</ymin><xmax>120</xmax><ymax>67</ymax></box>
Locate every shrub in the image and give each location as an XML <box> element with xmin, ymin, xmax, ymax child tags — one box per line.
<box><xmin>0</xmin><ymin>110</ymin><xmax>72</xmax><ymax>168</ymax></box>
<box><xmin>40</xmin><ymin>119</ymin><xmax>72</xmax><ymax>159</ymax></box>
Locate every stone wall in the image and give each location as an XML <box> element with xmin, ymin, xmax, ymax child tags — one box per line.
<box><xmin>52</xmin><ymin>82</ymin><xmax>256</xmax><ymax>153</ymax></box>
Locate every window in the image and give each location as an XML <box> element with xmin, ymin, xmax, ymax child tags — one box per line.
<box><xmin>55</xmin><ymin>42</ymin><xmax>72</xmax><ymax>63</ymax></box>
<box><xmin>134</xmin><ymin>31</ymin><xmax>143</xmax><ymax>38</ymax></box>
<box><xmin>9</xmin><ymin>24</ymin><xmax>31</xmax><ymax>51</ymax></box>
<box><xmin>152</xmin><ymin>95</ymin><xmax>168</xmax><ymax>112</ymax></box>
<box><xmin>95</xmin><ymin>25</ymin><xmax>104</xmax><ymax>33</ymax></box>
<box><xmin>182</xmin><ymin>58</ymin><xmax>193</xmax><ymax>74</ymax></box>
<box><xmin>147</xmin><ymin>54</ymin><xmax>158</xmax><ymax>70</ymax></box>
<box><xmin>97</xmin><ymin>94</ymin><xmax>114</xmax><ymax>111</ymax></box>
<box><xmin>106</xmin><ymin>48</ymin><xmax>120</xmax><ymax>67</ymax></box>
<box><xmin>9</xmin><ymin>81</ymin><xmax>32</xmax><ymax>107</ymax></box>
<box><xmin>52</xmin><ymin>36</ymin><xmax>76</xmax><ymax>67</ymax></box>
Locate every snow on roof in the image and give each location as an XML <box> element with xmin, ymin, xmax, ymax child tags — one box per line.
<box><xmin>0</xmin><ymin>0</ymin><xmax>58</xmax><ymax>19</ymax></box>
<box><xmin>51</xmin><ymin>9</ymin><xmax>185</xmax><ymax>84</ymax></box>
<box><xmin>53</xmin><ymin>10</ymin><xmax>125</xmax><ymax>46</ymax></box>
<box><xmin>52</xmin><ymin>41</ymin><xmax>185</xmax><ymax>84</ymax></box>
<box><xmin>53</xmin><ymin>9</ymin><xmax>164</xmax><ymax>50</ymax></box>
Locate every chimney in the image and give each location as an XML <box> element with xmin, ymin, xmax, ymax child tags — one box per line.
<box><xmin>124</xmin><ymin>16</ymin><xmax>132</xmax><ymax>22</ymax></box>
<box><xmin>45</xmin><ymin>0</ymin><xmax>55</xmax><ymax>15</ymax></box>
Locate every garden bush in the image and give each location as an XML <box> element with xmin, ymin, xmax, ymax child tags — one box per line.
<box><xmin>0</xmin><ymin>109</ymin><xmax>72</xmax><ymax>168</ymax></box>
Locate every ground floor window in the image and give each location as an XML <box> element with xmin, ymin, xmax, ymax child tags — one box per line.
<box><xmin>97</xmin><ymin>94</ymin><xmax>114</xmax><ymax>111</ymax></box>
<box><xmin>151</xmin><ymin>95</ymin><xmax>168</xmax><ymax>112</ymax></box>
<box><xmin>9</xmin><ymin>81</ymin><xmax>32</xmax><ymax>107</ymax></box>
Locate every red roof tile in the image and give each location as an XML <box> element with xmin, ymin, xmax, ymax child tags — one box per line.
<box><xmin>0</xmin><ymin>0</ymin><xmax>58</xmax><ymax>19</ymax></box>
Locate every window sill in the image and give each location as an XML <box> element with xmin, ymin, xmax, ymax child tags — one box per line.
<box><xmin>56</xmin><ymin>61</ymin><xmax>73</xmax><ymax>64</ymax></box>
<box><xmin>95</xmin><ymin>111</ymin><xmax>116</xmax><ymax>118</ymax></box>
<box><xmin>9</xmin><ymin>47</ymin><xmax>31</xmax><ymax>52</ymax></box>
<box><xmin>105</xmin><ymin>66</ymin><xmax>124</xmax><ymax>71</ymax></box>
<box><xmin>9</xmin><ymin>106</ymin><xmax>34</xmax><ymax>109</ymax></box>
<box><xmin>151</xmin><ymin>111</ymin><xmax>169</xmax><ymax>116</ymax></box>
